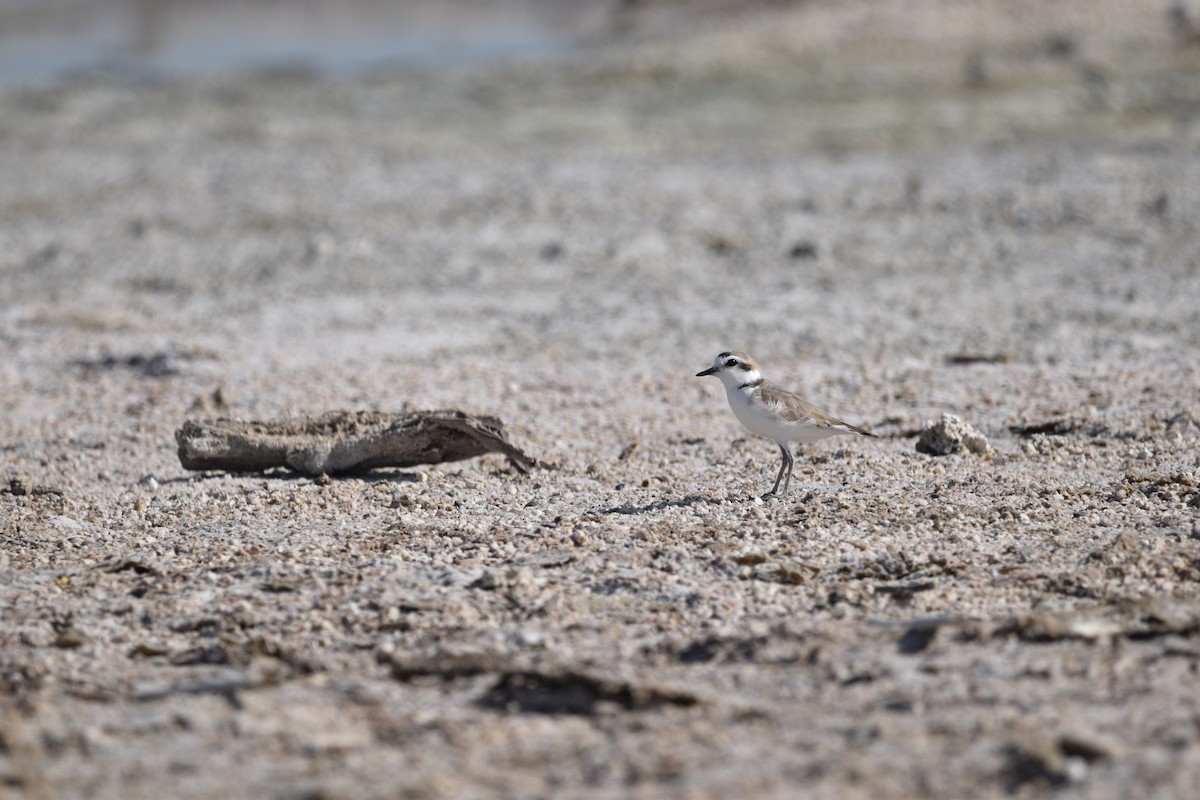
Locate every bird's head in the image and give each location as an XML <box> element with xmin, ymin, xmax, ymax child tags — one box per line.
<box><xmin>696</xmin><ymin>351</ymin><xmax>760</xmax><ymax>388</ymax></box>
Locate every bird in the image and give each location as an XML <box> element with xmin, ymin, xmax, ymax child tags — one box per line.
<box><xmin>696</xmin><ymin>351</ymin><xmax>876</xmax><ymax>498</ymax></box>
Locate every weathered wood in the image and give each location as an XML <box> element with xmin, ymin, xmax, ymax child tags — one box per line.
<box><xmin>175</xmin><ymin>409</ymin><xmax>536</xmax><ymax>476</ymax></box>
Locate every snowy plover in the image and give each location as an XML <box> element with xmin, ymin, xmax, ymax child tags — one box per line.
<box><xmin>696</xmin><ymin>351</ymin><xmax>876</xmax><ymax>498</ymax></box>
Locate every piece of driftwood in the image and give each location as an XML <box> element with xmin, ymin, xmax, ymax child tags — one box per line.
<box><xmin>175</xmin><ymin>409</ymin><xmax>536</xmax><ymax>476</ymax></box>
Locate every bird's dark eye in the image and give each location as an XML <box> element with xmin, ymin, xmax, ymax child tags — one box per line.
<box><xmin>725</xmin><ymin>359</ymin><xmax>738</xmax><ymax>368</ymax></box>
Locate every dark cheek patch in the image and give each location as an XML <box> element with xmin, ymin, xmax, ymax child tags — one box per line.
<box><xmin>739</xmin><ymin>363</ymin><xmax>752</xmax><ymax>371</ymax></box>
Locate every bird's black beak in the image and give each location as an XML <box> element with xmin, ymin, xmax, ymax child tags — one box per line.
<box><xmin>696</xmin><ymin>366</ymin><xmax>717</xmax><ymax>377</ymax></box>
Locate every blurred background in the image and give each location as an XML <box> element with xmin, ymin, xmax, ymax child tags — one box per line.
<box><xmin>4</xmin><ymin>1</ymin><xmax>1198</xmax><ymax>145</ymax></box>
<box><xmin>0</xmin><ymin>0</ymin><xmax>607</xmax><ymax>82</ymax></box>
<box><xmin>0</xmin><ymin>0</ymin><xmax>780</xmax><ymax>83</ymax></box>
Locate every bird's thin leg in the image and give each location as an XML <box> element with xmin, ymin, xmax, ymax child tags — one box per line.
<box><xmin>779</xmin><ymin>444</ymin><xmax>795</xmax><ymax>497</ymax></box>
<box><xmin>763</xmin><ymin>443</ymin><xmax>793</xmax><ymax>499</ymax></box>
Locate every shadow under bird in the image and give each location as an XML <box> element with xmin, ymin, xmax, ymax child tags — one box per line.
<box><xmin>696</xmin><ymin>351</ymin><xmax>876</xmax><ymax>499</ymax></box>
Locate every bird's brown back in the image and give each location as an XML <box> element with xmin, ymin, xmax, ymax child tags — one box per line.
<box><xmin>756</xmin><ymin>380</ymin><xmax>876</xmax><ymax>437</ymax></box>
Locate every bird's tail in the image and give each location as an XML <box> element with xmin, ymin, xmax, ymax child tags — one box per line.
<box><xmin>840</xmin><ymin>422</ymin><xmax>876</xmax><ymax>438</ymax></box>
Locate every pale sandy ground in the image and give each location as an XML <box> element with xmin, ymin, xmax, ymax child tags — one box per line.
<box><xmin>3</xmin><ymin>1</ymin><xmax>1200</xmax><ymax>798</ymax></box>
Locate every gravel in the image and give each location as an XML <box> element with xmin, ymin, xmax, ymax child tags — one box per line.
<box><xmin>3</xmin><ymin>1</ymin><xmax>1200</xmax><ymax>797</ymax></box>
